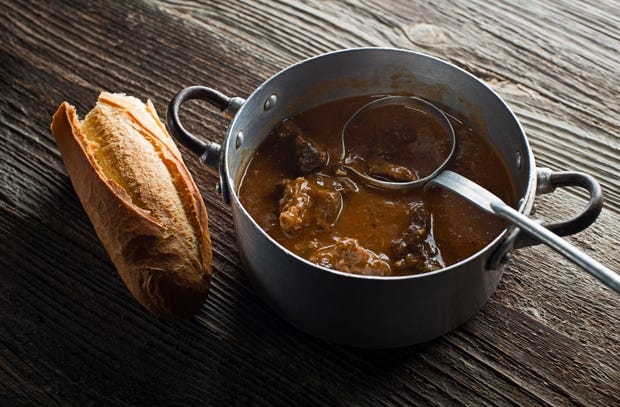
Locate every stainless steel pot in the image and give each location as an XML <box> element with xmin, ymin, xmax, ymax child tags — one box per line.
<box><xmin>167</xmin><ymin>48</ymin><xmax>604</xmax><ymax>348</ymax></box>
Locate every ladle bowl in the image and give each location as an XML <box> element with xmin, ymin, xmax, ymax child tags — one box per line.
<box><xmin>340</xmin><ymin>96</ymin><xmax>456</xmax><ymax>189</ymax></box>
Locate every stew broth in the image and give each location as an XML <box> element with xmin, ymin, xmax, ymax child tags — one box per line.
<box><xmin>238</xmin><ymin>95</ymin><xmax>516</xmax><ymax>276</ymax></box>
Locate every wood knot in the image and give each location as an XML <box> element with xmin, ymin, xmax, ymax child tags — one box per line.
<box><xmin>406</xmin><ymin>24</ymin><xmax>451</xmax><ymax>47</ymax></box>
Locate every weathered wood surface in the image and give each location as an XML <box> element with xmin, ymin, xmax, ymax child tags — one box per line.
<box><xmin>1</xmin><ymin>0</ymin><xmax>618</xmax><ymax>405</ymax></box>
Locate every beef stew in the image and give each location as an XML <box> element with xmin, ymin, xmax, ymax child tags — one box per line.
<box><xmin>238</xmin><ymin>95</ymin><xmax>516</xmax><ymax>276</ymax></box>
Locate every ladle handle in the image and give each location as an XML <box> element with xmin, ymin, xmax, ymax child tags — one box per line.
<box><xmin>431</xmin><ymin>171</ymin><xmax>620</xmax><ymax>293</ymax></box>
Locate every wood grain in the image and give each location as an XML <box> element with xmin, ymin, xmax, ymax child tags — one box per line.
<box><xmin>1</xmin><ymin>0</ymin><xmax>618</xmax><ymax>405</ymax></box>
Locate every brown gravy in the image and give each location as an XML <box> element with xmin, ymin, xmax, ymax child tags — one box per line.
<box><xmin>238</xmin><ymin>95</ymin><xmax>516</xmax><ymax>276</ymax></box>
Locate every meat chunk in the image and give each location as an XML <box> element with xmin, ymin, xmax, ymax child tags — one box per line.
<box><xmin>309</xmin><ymin>237</ymin><xmax>391</xmax><ymax>276</ymax></box>
<box><xmin>273</xmin><ymin>120</ymin><xmax>327</xmax><ymax>175</ymax></box>
<box><xmin>391</xmin><ymin>203</ymin><xmax>444</xmax><ymax>273</ymax></box>
<box><xmin>278</xmin><ymin>175</ymin><xmax>342</xmax><ymax>237</ymax></box>
<box><xmin>368</xmin><ymin>158</ymin><xmax>418</xmax><ymax>182</ymax></box>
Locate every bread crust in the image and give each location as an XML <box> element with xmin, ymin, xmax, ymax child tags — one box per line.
<box><xmin>51</xmin><ymin>93</ymin><xmax>212</xmax><ymax>319</ymax></box>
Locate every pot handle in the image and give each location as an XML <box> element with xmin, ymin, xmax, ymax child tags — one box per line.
<box><xmin>515</xmin><ymin>168</ymin><xmax>603</xmax><ymax>249</ymax></box>
<box><xmin>166</xmin><ymin>86</ymin><xmax>245</xmax><ymax>168</ymax></box>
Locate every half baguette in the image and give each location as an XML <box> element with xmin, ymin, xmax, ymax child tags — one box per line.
<box><xmin>51</xmin><ymin>92</ymin><xmax>212</xmax><ymax>319</ymax></box>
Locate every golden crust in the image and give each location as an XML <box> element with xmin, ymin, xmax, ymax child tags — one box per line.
<box><xmin>50</xmin><ymin>93</ymin><xmax>212</xmax><ymax>319</ymax></box>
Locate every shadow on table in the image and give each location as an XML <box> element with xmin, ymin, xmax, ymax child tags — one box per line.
<box><xmin>0</xmin><ymin>180</ymin><xmax>445</xmax><ymax>406</ymax></box>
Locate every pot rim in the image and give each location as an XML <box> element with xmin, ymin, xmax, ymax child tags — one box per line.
<box><xmin>225</xmin><ymin>47</ymin><xmax>537</xmax><ymax>281</ymax></box>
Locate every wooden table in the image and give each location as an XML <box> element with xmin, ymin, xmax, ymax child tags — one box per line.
<box><xmin>2</xmin><ymin>0</ymin><xmax>618</xmax><ymax>405</ymax></box>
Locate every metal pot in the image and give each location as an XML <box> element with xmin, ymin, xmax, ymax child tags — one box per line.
<box><xmin>167</xmin><ymin>48</ymin><xmax>603</xmax><ymax>348</ymax></box>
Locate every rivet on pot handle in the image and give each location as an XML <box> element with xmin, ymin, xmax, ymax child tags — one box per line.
<box><xmin>166</xmin><ymin>86</ymin><xmax>245</xmax><ymax>204</ymax></box>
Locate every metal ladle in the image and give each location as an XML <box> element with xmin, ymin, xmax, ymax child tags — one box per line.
<box><xmin>340</xmin><ymin>96</ymin><xmax>620</xmax><ymax>293</ymax></box>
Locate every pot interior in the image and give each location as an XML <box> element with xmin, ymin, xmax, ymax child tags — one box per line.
<box><xmin>225</xmin><ymin>48</ymin><xmax>536</xmax><ymax>260</ymax></box>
